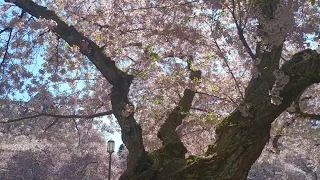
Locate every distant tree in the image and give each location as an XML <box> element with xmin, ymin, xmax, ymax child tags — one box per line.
<box><xmin>1</xmin><ymin>150</ymin><xmax>52</xmax><ymax>179</ymax></box>
<box><xmin>0</xmin><ymin>127</ymin><xmax>125</xmax><ymax>179</ymax></box>
<box><xmin>0</xmin><ymin>94</ymin><xmax>122</xmax><ymax>179</ymax></box>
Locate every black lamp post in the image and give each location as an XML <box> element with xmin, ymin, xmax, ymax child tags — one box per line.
<box><xmin>107</xmin><ymin>140</ymin><xmax>115</xmax><ymax>180</ymax></box>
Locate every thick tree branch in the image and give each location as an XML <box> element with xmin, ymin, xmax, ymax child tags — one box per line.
<box><xmin>156</xmin><ymin>67</ymin><xmax>201</xmax><ymax>160</ymax></box>
<box><xmin>157</xmin><ymin>50</ymin><xmax>320</xmax><ymax>180</ymax></box>
<box><xmin>297</xmin><ymin>105</ymin><xmax>320</xmax><ymax>120</ymax></box>
<box><xmin>0</xmin><ymin>110</ymin><xmax>113</xmax><ymax>124</ymax></box>
<box><xmin>273</xmin><ymin>93</ymin><xmax>320</xmax><ymax>153</ymax></box>
<box><xmin>4</xmin><ymin>0</ymin><xmax>129</xmax><ymax>85</ymax></box>
<box><xmin>299</xmin><ymin>112</ymin><xmax>320</xmax><ymax>120</ymax></box>
<box><xmin>244</xmin><ymin>43</ymin><xmax>283</xmax><ymax>101</ymax></box>
<box><xmin>230</xmin><ymin>0</ymin><xmax>256</xmax><ymax>60</ymax></box>
<box><xmin>236</xmin><ymin>26</ymin><xmax>255</xmax><ymax>60</ymax></box>
<box><xmin>5</xmin><ymin>0</ymin><xmax>147</xmax><ymax>177</ymax></box>
<box><xmin>256</xmin><ymin>49</ymin><xmax>320</xmax><ymax>123</ymax></box>
<box><xmin>246</xmin><ymin>1</ymin><xmax>283</xmax><ymax>99</ymax></box>
<box><xmin>156</xmin><ymin>90</ymin><xmax>193</xmax><ymax>147</ymax></box>
<box><xmin>271</xmin><ymin>106</ymin><xmax>320</xmax><ymax>154</ymax></box>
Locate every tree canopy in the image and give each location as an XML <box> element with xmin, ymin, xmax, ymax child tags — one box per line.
<box><xmin>0</xmin><ymin>0</ymin><xmax>320</xmax><ymax>179</ymax></box>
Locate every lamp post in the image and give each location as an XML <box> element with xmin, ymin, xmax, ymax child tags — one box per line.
<box><xmin>107</xmin><ymin>140</ymin><xmax>115</xmax><ymax>180</ymax></box>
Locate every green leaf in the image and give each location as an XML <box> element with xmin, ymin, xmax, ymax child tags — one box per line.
<box><xmin>207</xmin><ymin>113</ymin><xmax>217</xmax><ymax>121</ymax></box>
<box><xmin>141</xmin><ymin>71</ymin><xmax>149</xmax><ymax>78</ymax></box>
<box><xmin>181</xmin><ymin>17</ymin><xmax>190</xmax><ymax>25</ymax></box>
<box><xmin>310</xmin><ymin>0</ymin><xmax>315</xmax><ymax>5</ymax></box>
<box><xmin>97</xmin><ymin>34</ymin><xmax>104</xmax><ymax>41</ymax></box>
<box><xmin>179</xmin><ymin>106</ymin><xmax>187</xmax><ymax>115</ymax></box>
<box><xmin>211</xmin><ymin>84</ymin><xmax>219</xmax><ymax>92</ymax></box>
<box><xmin>149</xmin><ymin>52</ymin><xmax>159</xmax><ymax>62</ymax></box>
<box><xmin>64</xmin><ymin>42</ymin><xmax>69</xmax><ymax>48</ymax></box>
<box><xmin>191</xmin><ymin>67</ymin><xmax>198</xmax><ymax>71</ymax></box>
<box><xmin>151</xmin><ymin>113</ymin><xmax>157</xmax><ymax>118</ymax></box>
<box><xmin>193</xmin><ymin>77</ymin><xmax>200</xmax><ymax>83</ymax></box>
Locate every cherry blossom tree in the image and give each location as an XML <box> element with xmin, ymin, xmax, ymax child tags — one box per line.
<box><xmin>0</xmin><ymin>113</ymin><xmax>125</xmax><ymax>179</ymax></box>
<box><xmin>0</xmin><ymin>132</ymin><xmax>127</xmax><ymax>179</ymax></box>
<box><xmin>1</xmin><ymin>0</ymin><xmax>320</xmax><ymax>179</ymax></box>
<box><xmin>0</xmin><ymin>94</ymin><xmax>124</xmax><ymax>178</ymax></box>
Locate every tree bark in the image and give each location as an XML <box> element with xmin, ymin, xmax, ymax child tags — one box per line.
<box><xmin>133</xmin><ymin>49</ymin><xmax>320</xmax><ymax>180</ymax></box>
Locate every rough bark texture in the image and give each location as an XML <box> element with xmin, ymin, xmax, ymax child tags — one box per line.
<box><xmin>8</xmin><ymin>0</ymin><xmax>320</xmax><ymax>179</ymax></box>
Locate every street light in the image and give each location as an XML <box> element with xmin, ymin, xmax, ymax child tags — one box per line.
<box><xmin>107</xmin><ymin>140</ymin><xmax>115</xmax><ymax>180</ymax></box>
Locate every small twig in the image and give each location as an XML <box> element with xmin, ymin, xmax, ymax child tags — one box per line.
<box><xmin>0</xmin><ymin>27</ymin><xmax>11</xmax><ymax>34</ymax></box>
<box><xmin>281</xmin><ymin>56</ymin><xmax>287</xmax><ymax>61</ymax></box>
<box><xmin>119</xmin><ymin>28</ymin><xmax>147</xmax><ymax>35</ymax></box>
<box><xmin>213</xmin><ymin>40</ymin><xmax>245</xmax><ymax>100</ymax></box>
<box><xmin>44</xmin><ymin>118</ymin><xmax>59</xmax><ymax>132</ymax></box>
<box><xmin>126</xmin><ymin>56</ymin><xmax>137</xmax><ymax>63</ymax></box>
<box><xmin>0</xmin><ymin>110</ymin><xmax>113</xmax><ymax>124</ymax></box>
<box><xmin>0</xmin><ymin>28</ymin><xmax>13</xmax><ymax>72</ymax></box>
<box><xmin>191</xmin><ymin>107</ymin><xmax>210</xmax><ymax>112</ymax></box>
<box><xmin>118</xmin><ymin>1</ymin><xmax>198</xmax><ymax>12</ymax></box>
<box><xmin>195</xmin><ymin>91</ymin><xmax>237</xmax><ymax>104</ymax></box>
<box><xmin>73</xmin><ymin>119</ymin><xmax>81</xmax><ymax>146</ymax></box>
<box><xmin>94</xmin><ymin>103</ymin><xmax>105</xmax><ymax>113</ymax></box>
